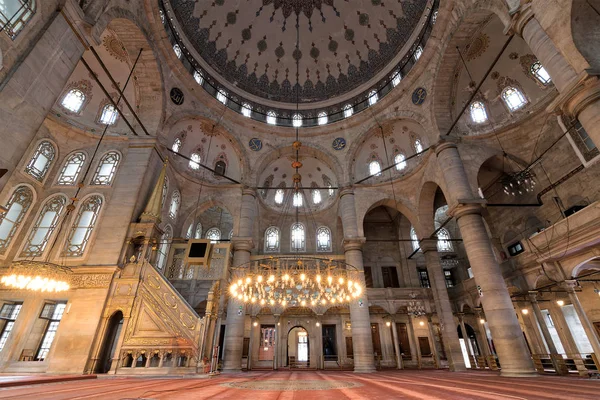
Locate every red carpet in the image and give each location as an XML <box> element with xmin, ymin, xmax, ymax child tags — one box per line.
<box><xmin>0</xmin><ymin>370</ymin><xmax>597</xmax><ymax>399</ymax></box>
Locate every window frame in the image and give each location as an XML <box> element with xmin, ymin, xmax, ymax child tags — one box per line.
<box><xmin>501</xmin><ymin>86</ymin><xmax>528</xmax><ymax>112</ymax></box>
<box><xmin>469</xmin><ymin>101</ymin><xmax>488</xmax><ymax>124</ymax></box>
<box><xmin>316</xmin><ymin>226</ymin><xmax>332</xmax><ymax>252</ymax></box>
<box><xmin>19</xmin><ymin>194</ymin><xmax>67</xmax><ymax>258</ymax></box>
<box><xmin>530</xmin><ymin>61</ymin><xmax>552</xmax><ymax>86</ymax></box>
<box><xmin>35</xmin><ymin>302</ymin><xmax>67</xmax><ymax>361</ymax></box>
<box><xmin>205</xmin><ymin>227</ymin><xmax>221</xmax><ymax>243</ymax></box>
<box><xmin>97</xmin><ymin>103</ymin><xmax>119</xmax><ymax>126</ymax></box>
<box><xmin>60</xmin><ymin>88</ymin><xmax>86</xmax><ymax>114</ymax></box>
<box><xmin>264</xmin><ymin>226</ymin><xmax>280</xmax><ymax>253</ymax></box>
<box><xmin>24</xmin><ymin>140</ymin><xmax>56</xmax><ymax>183</ymax></box>
<box><xmin>56</xmin><ymin>151</ymin><xmax>86</xmax><ymax>186</ymax></box>
<box><xmin>62</xmin><ymin>194</ymin><xmax>103</xmax><ymax>258</ymax></box>
<box><xmin>290</xmin><ymin>222</ymin><xmax>306</xmax><ymax>252</ymax></box>
<box><xmin>90</xmin><ymin>151</ymin><xmax>121</xmax><ymax>186</ymax></box>
<box><xmin>394</xmin><ymin>153</ymin><xmax>407</xmax><ymax>171</ymax></box>
<box><xmin>168</xmin><ymin>190</ymin><xmax>181</xmax><ymax>220</ymax></box>
<box><xmin>0</xmin><ymin>0</ymin><xmax>36</xmax><ymax>39</ymax></box>
<box><xmin>0</xmin><ymin>303</ymin><xmax>22</xmax><ymax>352</ymax></box>
<box><xmin>0</xmin><ymin>185</ymin><xmax>34</xmax><ymax>256</ymax></box>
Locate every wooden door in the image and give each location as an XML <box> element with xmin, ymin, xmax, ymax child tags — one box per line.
<box><xmin>396</xmin><ymin>323</ymin><xmax>411</xmax><ymax>360</ymax></box>
<box><xmin>418</xmin><ymin>337</ymin><xmax>432</xmax><ymax>356</ymax></box>
<box><xmin>371</xmin><ymin>323</ymin><xmax>382</xmax><ymax>356</ymax></box>
<box><xmin>258</xmin><ymin>325</ymin><xmax>276</xmax><ymax>361</ymax></box>
<box><xmin>345</xmin><ymin>337</ymin><xmax>353</xmax><ymax>358</ymax></box>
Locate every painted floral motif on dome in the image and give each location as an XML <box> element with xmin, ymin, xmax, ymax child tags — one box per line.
<box><xmin>466</xmin><ymin>33</ymin><xmax>489</xmax><ymax>61</ymax></box>
<box><xmin>103</xmin><ymin>34</ymin><xmax>128</xmax><ymax>63</ymax></box>
<box><xmin>168</xmin><ymin>0</ymin><xmax>428</xmax><ymax>103</ymax></box>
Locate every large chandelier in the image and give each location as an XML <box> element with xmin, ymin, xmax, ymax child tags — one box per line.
<box><xmin>229</xmin><ymin>256</ymin><xmax>362</xmax><ymax>307</ymax></box>
<box><xmin>501</xmin><ymin>168</ymin><xmax>537</xmax><ymax>196</ymax></box>
<box><xmin>0</xmin><ymin>261</ymin><xmax>71</xmax><ymax>293</ymax></box>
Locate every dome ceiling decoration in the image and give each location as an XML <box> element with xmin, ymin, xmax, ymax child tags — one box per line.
<box><xmin>169</xmin><ymin>0</ymin><xmax>429</xmax><ymax>104</ymax></box>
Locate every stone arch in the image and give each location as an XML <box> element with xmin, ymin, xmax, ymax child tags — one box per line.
<box><xmin>417</xmin><ymin>181</ymin><xmax>448</xmax><ymax>237</ymax></box>
<box><xmin>571</xmin><ymin>256</ymin><xmax>600</xmax><ymax>279</ymax></box>
<box><xmin>571</xmin><ymin>0</ymin><xmax>600</xmax><ymax>70</ymax></box>
<box><xmin>359</xmin><ymin>197</ymin><xmax>420</xmax><ymax>238</ymax></box>
<box><xmin>182</xmin><ymin>199</ymin><xmax>237</xmax><ymax>239</ymax></box>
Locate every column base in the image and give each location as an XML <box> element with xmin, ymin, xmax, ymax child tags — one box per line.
<box><xmin>448</xmin><ymin>365</ymin><xmax>468</xmax><ymax>372</ymax></box>
<box><xmin>353</xmin><ymin>365</ymin><xmax>377</xmax><ymax>373</ymax></box>
<box><xmin>499</xmin><ymin>368</ymin><xmax>538</xmax><ymax>378</ymax></box>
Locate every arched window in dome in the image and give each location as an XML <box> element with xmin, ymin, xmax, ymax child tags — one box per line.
<box><xmin>312</xmin><ymin>189</ymin><xmax>322</xmax><ymax>205</ymax></box>
<box><xmin>193</xmin><ymin>70</ymin><xmax>204</xmax><ymax>85</ymax></box>
<box><xmin>413</xmin><ymin>138</ymin><xmax>423</xmax><ymax>154</ymax></box>
<box><xmin>98</xmin><ymin>104</ymin><xmax>118</xmax><ymax>125</ymax></box>
<box><xmin>205</xmin><ymin>228</ymin><xmax>221</xmax><ymax>243</ymax></box>
<box><xmin>25</xmin><ymin>141</ymin><xmax>55</xmax><ymax>182</ymax></box>
<box><xmin>291</xmin><ymin>223</ymin><xmax>305</xmax><ymax>252</ymax></box>
<box><xmin>194</xmin><ymin>222</ymin><xmax>202</xmax><ymax>239</ymax></box>
<box><xmin>322</xmin><ymin>175</ymin><xmax>334</xmax><ymax>197</ymax></box>
<box><xmin>414</xmin><ymin>46</ymin><xmax>423</xmax><ymax>61</ymax></box>
<box><xmin>162</xmin><ymin>175</ymin><xmax>169</xmax><ymax>209</ymax></box>
<box><xmin>64</xmin><ymin>195</ymin><xmax>102</xmax><ymax>257</ymax></box>
<box><xmin>189</xmin><ymin>153</ymin><xmax>201</xmax><ymax>170</ymax></box>
<box><xmin>241</xmin><ymin>103</ymin><xmax>252</xmax><ymax>118</ymax></box>
<box><xmin>392</xmin><ymin>71</ymin><xmax>402</xmax><ymax>87</ymax></box>
<box><xmin>318</xmin><ymin>112</ymin><xmax>328</xmax><ymax>126</ymax></box>
<box><xmin>172</xmin><ymin>137</ymin><xmax>182</xmax><ymax>153</ymax></box>
<box><xmin>1</xmin><ymin>0</ymin><xmax>36</xmax><ymax>39</ymax></box>
<box><xmin>501</xmin><ymin>86</ymin><xmax>527</xmax><ymax>111</ymax></box>
<box><xmin>173</xmin><ymin>44</ymin><xmax>182</xmax><ymax>59</ymax></box>
<box><xmin>0</xmin><ymin>186</ymin><xmax>33</xmax><ymax>255</ymax></box>
<box><xmin>368</xmin><ymin>90</ymin><xmax>378</xmax><ymax>106</ymax></box>
<box><xmin>274</xmin><ymin>188</ymin><xmax>285</xmax><ymax>205</ymax></box>
<box><xmin>61</xmin><ymin>89</ymin><xmax>86</xmax><ymax>113</ymax></box>
<box><xmin>266</xmin><ymin>110</ymin><xmax>277</xmax><ymax>125</ymax></box>
<box><xmin>20</xmin><ymin>195</ymin><xmax>66</xmax><ymax>257</ymax></box>
<box><xmin>168</xmin><ymin>190</ymin><xmax>180</xmax><ymax>220</ymax></box>
<box><xmin>410</xmin><ymin>226</ymin><xmax>419</xmax><ymax>252</ymax></box>
<box><xmin>432</xmin><ymin>10</ymin><xmax>438</xmax><ymax>24</ymax></box>
<box><xmin>156</xmin><ymin>225</ymin><xmax>172</xmax><ymax>271</ymax></box>
<box><xmin>293</xmin><ymin>191</ymin><xmax>303</xmax><ymax>207</ymax></box>
<box><xmin>436</xmin><ymin>228</ymin><xmax>453</xmax><ymax>252</ymax></box>
<box><xmin>216</xmin><ymin>89</ymin><xmax>228</xmax><ymax>105</ymax></box>
<box><xmin>292</xmin><ymin>114</ymin><xmax>303</xmax><ymax>128</ymax></box>
<box><xmin>394</xmin><ymin>153</ymin><xmax>407</xmax><ymax>171</ymax></box>
<box><xmin>229</xmin><ymin>230</ymin><xmax>234</xmax><ymax>239</ymax></box>
<box><xmin>185</xmin><ymin>223</ymin><xmax>193</xmax><ymax>239</ymax></box>
<box><xmin>57</xmin><ymin>152</ymin><xmax>86</xmax><ymax>185</ymax></box>
<box><xmin>214</xmin><ymin>160</ymin><xmax>226</xmax><ymax>176</ymax></box>
<box><xmin>264</xmin><ymin>226</ymin><xmax>280</xmax><ymax>253</ymax></box>
<box><xmin>316</xmin><ymin>226</ymin><xmax>332</xmax><ymax>252</ymax></box>
<box><xmin>91</xmin><ymin>151</ymin><xmax>120</xmax><ymax>185</ymax></box>
<box><xmin>369</xmin><ymin>160</ymin><xmax>382</xmax><ymax>176</ymax></box>
<box><xmin>530</xmin><ymin>61</ymin><xmax>551</xmax><ymax>85</ymax></box>
<box><xmin>343</xmin><ymin>104</ymin><xmax>353</xmax><ymax>118</ymax></box>
<box><xmin>469</xmin><ymin>101</ymin><xmax>488</xmax><ymax>124</ymax></box>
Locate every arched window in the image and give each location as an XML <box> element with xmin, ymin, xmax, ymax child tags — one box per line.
<box><xmin>343</xmin><ymin>104</ymin><xmax>353</xmax><ymax>118</ymax></box>
<box><xmin>368</xmin><ymin>90</ymin><xmax>378</xmax><ymax>106</ymax></box>
<box><xmin>264</xmin><ymin>226</ymin><xmax>280</xmax><ymax>252</ymax></box>
<box><xmin>432</xmin><ymin>10</ymin><xmax>438</xmax><ymax>24</ymax></box>
<box><xmin>312</xmin><ymin>189</ymin><xmax>322</xmax><ymax>205</ymax></box>
<box><xmin>274</xmin><ymin>189</ymin><xmax>285</xmax><ymax>205</ymax></box>
<box><xmin>194</xmin><ymin>222</ymin><xmax>202</xmax><ymax>239</ymax></box>
<box><xmin>216</xmin><ymin>89</ymin><xmax>228</xmax><ymax>105</ymax></box>
<box><xmin>501</xmin><ymin>86</ymin><xmax>527</xmax><ymax>111</ymax></box>
<box><xmin>266</xmin><ymin>110</ymin><xmax>277</xmax><ymax>125</ymax></box>
<box><xmin>414</xmin><ymin>139</ymin><xmax>424</xmax><ymax>154</ymax></box>
<box><xmin>291</xmin><ymin>223</ymin><xmax>305</xmax><ymax>252</ymax></box>
<box><xmin>241</xmin><ymin>103</ymin><xmax>252</xmax><ymax>118</ymax></box>
<box><xmin>292</xmin><ymin>114</ymin><xmax>303</xmax><ymax>128</ymax></box>
<box><xmin>64</xmin><ymin>195</ymin><xmax>102</xmax><ymax>257</ymax></box>
<box><xmin>162</xmin><ymin>175</ymin><xmax>169</xmax><ymax>209</ymax></box>
<box><xmin>316</xmin><ymin>226</ymin><xmax>332</xmax><ymax>252</ymax></box>
<box><xmin>205</xmin><ymin>228</ymin><xmax>221</xmax><ymax>243</ymax></box>
<box><xmin>185</xmin><ymin>223</ymin><xmax>193</xmax><ymax>239</ymax></box>
<box><xmin>20</xmin><ymin>195</ymin><xmax>66</xmax><ymax>257</ymax></box>
<box><xmin>156</xmin><ymin>225</ymin><xmax>172</xmax><ymax>271</ymax></box>
<box><xmin>437</xmin><ymin>228</ymin><xmax>453</xmax><ymax>252</ymax></box>
<box><xmin>168</xmin><ymin>190</ymin><xmax>180</xmax><ymax>220</ymax></box>
<box><xmin>214</xmin><ymin>160</ymin><xmax>226</xmax><ymax>176</ymax></box>
<box><xmin>189</xmin><ymin>153</ymin><xmax>201</xmax><ymax>170</ymax></box>
<box><xmin>229</xmin><ymin>230</ymin><xmax>234</xmax><ymax>239</ymax></box>
<box><xmin>318</xmin><ymin>112</ymin><xmax>328</xmax><ymax>126</ymax></box>
<box><xmin>173</xmin><ymin>44</ymin><xmax>182</xmax><ymax>59</ymax></box>
<box><xmin>91</xmin><ymin>151</ymin><xmax>120</xmax><ymax>185</ymax></box>
<box><xmin>293</xmin><ymin>191</ymin><xmax>303</xmax><ymax>207</ymax></box>
<box><xmin>193</xmin><ymin>70</ymin><xmax>204</xmax><ymax>85</ymax></box>
<box><xmin>530</xmin><ymin>61</ymin><xmax>551</xmax><ymax>85</ymax></box>
<box><xmin>410</xmin><ymin>226</ymin><xmax>419</xmax><ymax>251</ymax></box>
<box><xmin>369</xmin><ymin>160</ymin><xmax>382</xmax><ymax>176</ymax></box>
<box><xmin>172</xmin><ymin>138</ymin><xmax>182</xmax><ymax>153</ymax></box>
<box><xmin>469</xmin><ymin>101</ymin><xmax>488</xmax><ymax>124</ymax></box>
<box><xmin>0</xmin><ymin>186</ymin><xmax>34</xmax><ymax>254</ymax></box>
<box><xmin>414</xmin><ymin>45</ymin><xmax>423</xmax><ymax>61</ymax></box>
<box><xmin>392</xmin><ymin>71</ymin><xmax>402</xmax><ymax>87</ymax></box>
<box><xmin>25</xmin><ymin>141</ymin><xmax>55</xmax><ymax>182</ymax></box>
<box><xmin>1</xmin><ymin>0</ymin><xmax>36</xmax><ymax>39</ymax></box>
<box><xmin>394</xmin><ymin>153</ymin><xmax>407</xmax><ymax>171</ymax></box>
<box><xmin>98</xmin><ymin>104</ymin><xmax>118</xmax><ymax>125</ymax></box>
<box><xmin>61</xmin><ymin>89</ymin><xmax>86</xmax><ymax>113</ymax></box>
<box><xmin>57</xmin><ymin>152</ymin><xmax>86</xmax><ymax>185</ymax></box>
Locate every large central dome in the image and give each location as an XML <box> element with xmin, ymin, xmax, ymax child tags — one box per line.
<box><xmin>168</xmin><ymin>0</ymin><xmax>429</xmax><ymax>104</ymax></box>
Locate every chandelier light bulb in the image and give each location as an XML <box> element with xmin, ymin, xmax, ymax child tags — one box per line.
<box><xmin>316</xmin><ymin>275</ymin><xmax>322</xmax><ymax>283</ymax></box>
<box><xmin>521</xmin><ymin>309</ymin><xmax>529</xmax><ymax>315</ymax></box>
<box><xmin>301</xmin><ymin>300</ymin><xmax>306</xmax><ymax>306</ymax></box>
<box><xmin>327</xmin><ymin>276</ymin><xmax>333</xmax><ymax>284</ymax></box>
<box><xmin>246</xmin><ymin>277</ymin><xmax>251</xmax><ymax>284</ymax></box>
<box><xmin>300</xmin><ymin>273</ymin><xmax>306</xmax><ymax>281</ymax></box>
<box><xmin>284</xmin><ymin>274</ymin><xmax>290</xmax><ymax>281</ymax></box>
<box><xmin>338</xmin><ymin>277</ymin><xmax>344</xmax><ymax>284</ymax></box>
<box><xmin>480</xmin><ymin>319</ymin><xmax>485</xmax><ymax>324</ymax></box>
<box><xmin>260</xmin><ymin>299</ymin><xmax>266</xmax><ymax>305</ymax></box>
<box><xmin>257</xmin><ymin>275</ymin><xmax>263</xmax><ymax>283</ymax></box>
<box><xmin>269</xmin><ymin>275</ymin><xmax>275</xmax><ymax>282</ymax></box>
<box><xmin>556</xmin><ymin>300</ymin><xmax>564</xmax><ymax>306</ymax></box>
<box><xmin>386</xmin><ymin>321</ymin><xmax>391</xmax><ymax>327</ymax></box>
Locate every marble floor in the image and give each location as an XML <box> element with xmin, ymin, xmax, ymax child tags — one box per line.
<box><xmin>0</xmin><ymin>370</ymin><xmax>598</xmax><ymax>399</ymax></box>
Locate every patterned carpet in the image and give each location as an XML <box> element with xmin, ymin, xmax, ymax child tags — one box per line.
<box><xmin>0</xmin><ymin>370</ymin><xmax>598</xmax><ymax>399</ymax></box>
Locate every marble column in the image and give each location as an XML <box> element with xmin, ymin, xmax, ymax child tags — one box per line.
<box><xmin>223</xmin><ymin>188</ymin><xmax>257</xmax><ymax>372</ymax></box>
<box><xmin>435</xmin><ymin>140</ymin><xmax>536</xmax><ymax>377</ymax></box>
<box><xmin>316</xmin><ymin>315</ymin><xmax>324</xmax><ymax>369</ymax></box>
<box><xmin>510</xmin><ymin>4</ymin><xmax>600</xmax><ymax>150</ymax></box>
<box><xmin>426</xmin><ymin>314</ymin><xmax>441</xmax><ymax>369</ymax></box>
<box><xmin>458</xmin><ymin>313</ymin><xmax>474</xmax><ymax>368</ymax></box>
<box><xmin>248</xmin><ymin>316</ymin><xmax>257</xmax><ymax>370</ymax></box>
<box><xmin>421</xmin><ymin>241</ymin><xmax>465</xmax><ymax>371</ymax></box>
<box><xmin>408</xmin><ymin>317</ymin><xmax>422</xmax><ymax>368</ymax></box>
<box><xmin>528</xmin><ymin>292</ymin><xmax>559</xmax><ymax>356</ymax></box>
<box><xmin>548</xmin><ymin>303</ymin><xmax>579</xmax><ymax>355</ymax></box>
<box><xmin>339</xmin><ymin>187</ymin><xmax>376</xmax><ymax>373</ymax></box>
<box><xmin>474</xmin><ymin>308</ymin><xmax>491</xmax><ymax>358</ymax></box>
<box><xmin>564</xmin><ymin>280</ymin><xmax>600</xmax><ymax>357</ymax></box>
<box><xmin>274</xmin><ymin>315</ymin><xmax>281</xmax><ymax>370</ymax></box>
<box><xmin>390</xmin><ymin>320</ymin><xmax>403</xmax><ymax>369</ymax></box>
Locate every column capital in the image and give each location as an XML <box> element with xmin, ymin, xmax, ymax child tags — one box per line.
<box><xmin>433</xmin><ymin>138</ymin><xmax>459</xmax><ymax>156</ymax></box>
<box><xmin>528</xmin><ymin>290</ymin><xmax>539</xmax><ymax>302</ymax></box>
<box><xmin>505</xmin><ymin>3</ymin><xmax>534</xmax><ymax>36</ymax></box>
<box><xmin>242</xmin><ymin>187</ymin><xmax>257</xmax><ymax>198</ymax></box>
<box><xmin>231</xmin><ymin>237</ymin><xmax>254</xmax><ymax>252</ymax></box>
<box><xmin>419</xmin><ymin>239</ymin><xmax>438</xmax><ymax>254</ymax></box>
<box><xmin>546</xmin><ymin>70</ymin><xmax>600</xmax><ymax>118</ymax></box>
<box><xmin>339</xmin><ymin>186</ymin><xmax>355</xmax><ymax>197</ymax></box>
<box><xmin>343</xmin><ymin>237</ymin><xmax>366</xmax><ymax>252</ymax></box>
<box><xmin>449</xmin><ymin>203</ymin><xmax>483</xmax><ymax>220</ymax></box>
<box><xmin>563</xmin><ymin>279</ymin><xmax>579</xmax><ymax>291</ymax></box>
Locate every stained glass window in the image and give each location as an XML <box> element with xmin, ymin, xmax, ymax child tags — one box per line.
<box><xmin>291</xmin><ymin>223</ymin><xmax>305</xmax><ymax>252</ymax></box>
<box><xmin>0</xmin><ymin>0</ymin><xmax>35</xmax><ymax>39</ymax></box>
<box><xmin>61</xmin><ymin>89</ymin><xmax>85</xmax><ymax>113</ymax></box>
<box><xmin>292</xmin><ymin>114</ymin><xmax>303</xmax><ymax>128</ymax></box>
<box><xmin>437</xmin><ymin>228</ymin><xmax>453</xmax><ymax>252</ymax></box>
<box><xmin>368</xmin><ymin>90</ymin><xmax>378</xmax><ymax>106</ymax></box>
<box><xmin>20</xmin><ymin>195</ymin><xmax>66</xmax><ymax>257</ymax></box>
<box><xmin>470</xmin><ymin>101</ymin><xmax>488</xmax><ymax>124</ymax></box>
<box><xmin>25</xmin><ymin>141</ymin><xmax>55</xmax><ymax>181</ymax></box>
<box><xmin>312</xmin><ymin>189</ymin><xmax>322</xmax><ymax>205</ymax></box>
<box><xmin>394</xmin><ymin>153</ymin><xmax>407</xmax><ymax>171</ymax></box>
<box><xmin>264</xmin><ymin>226</ymin><xmax>280</xmax><ymax>253</ymax></box>
<box><xmin>173</xmin><ymin>44</ymin><xmax>182</xmax><ymax>59</ymax></box>
<box><xmin>343</xmin><ymin>104</ymin><xmax>353</xmax><ymax>118</ymax></box>
<box><xmin>414</xmin><ymin>139</ymin><xmax>424</xmax><ymax>154</ymax></box>
<box><xmin>64</xmin><ymin>195</ymin><xmax>102</xmax><ymax>257</ymax></box>
<box><xmin>316</xmin><ymin>226</ymin><xmax>331</xmax><ymax>252</ymax></box>
<box><xmin>414</xmin><ymin>46</ymin><xmax>423</xmax><ymax>61</ymax></box>
<box><xmin>217</xmin><ymin>89</ymin><xmax>228</xmax><ymax>105</ymax></box>
<box><xmin>57</xmin><ymin>152</ymin><xmax>85</xmax><ymax>185</ymax></box>
<box><xmin>0</xmin><ymin>186</ymin><xmax>33</xmax><ymax>255</ymax></box>
<box><xmin>274</xmin><ymin>189</ymin><xmax>285</xmax><ymax>205</ymax></box>
<box><xmin>318</xmin><ymin>112</ymin><xmax>328</xmax><ymax>125</ymax></box>
<box><xmin>98</xmin><ymin>104</ymin><xmax>118</xmax><ymax>125</ymax></box>
<box><xmin>91</xmin><ymin>151</ymin><xmax>120</xmax><ymax>185</ymax></box>
<box><xmin>169</xmin><ymin>190</ymin><xmax>180</xmax><ymax>220</ymax></box>
<box><xmin>172</xmin><ymin>138</ymin><xmax>182</xmax><ymax>153</ymax></box>
<box><xmin>531</xmin><ymin>61</ymin><xmax>551</xmax><ymax>85</ymax></box>
<box><xmin>194</xmin><ymin>70</ymin><xmax>204</xmax><ymax>85</ymax></box>
<box><xmin>189</xmin><ymin>153</ymin><xmax>201</xmax><ymax>170</ymax></box>
<box><xmin>205</xmin><ymin>228</ymin><xmax>221</xmax><ymax>243</ymax></box>
<box><xmin>369</xmin><ymin>160</ymin><xmax>382</xmax><ymax>176</ymax></box>
<box><xmin>392</xmin><ymin>71</ymin><xmax>402</xmax><ymax>87</ymax></box>
<box><xmin>501</xmin><ymin>86</ymin><xmax>527</xmax><ymax>111</ymax></box>
<box><xmin>194</xmin><ymin>222</ymin><xmax>202</xmax><ymax>239</ymax></box>
<box><xmin>410</xmin><ymin>226</ymin><xmax>420</xmax><ymax>251</ymax></box>
<box><xmin>241</xmin><ymin>103</ymin><xmax>252</xmax><ymax>118</ymax></box>
<box><xmin>156</xmin><ymin>225</ymin><xmax>172</xmax><ymax>271</ymax></box>
<box><xmin>266</xmin><ymin>111</ymin><xmax>277</xmax><ymax>125</ymax></box>
<box><xmin>293</xmin><ymin>192</ymin><xmax>303</xmax><ymax>207</ymax></box>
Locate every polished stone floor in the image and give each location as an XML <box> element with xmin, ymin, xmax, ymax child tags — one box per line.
<box><xmin>0</xmin><ymin>370</ymin><xmax>598</xmax><ymax>399</ymax></box>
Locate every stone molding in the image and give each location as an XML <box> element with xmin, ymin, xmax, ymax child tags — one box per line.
<box><xmin>450</xmin><ymin>203</ymin><xmax>483</xmax><ymax>220</ymax></box>
<box><xmin>339</xmin><ymin>186</ymin><xmax>355</xmax><ymax>198</ymax></box>
<box><xmin>419</xmin><ymin>238</ymin><xmax>438</xmax><ymax>254</ymax></box>
<box><xmin>343</xmin><ymin>237</ymin><xmax>366</xmax><ymax>252</ymax></box>
<box><xmin>230</xmin><ymin>237</ymin><xmax>254</xmax><ymax>252</ymax></box>
<box><xmin>546</xmin><ymin>70</ymin><xmax>600</xmax><ymax>118</ymax></box>
<box><xmin>505</xmin><ymin>3</ymin><xmax>534</xmax><ymax>36</ymax></box>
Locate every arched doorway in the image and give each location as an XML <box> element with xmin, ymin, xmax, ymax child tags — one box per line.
<box><xmin>457</xmin><ymin>323</ymin><xmax>479</xmax><ymax>368</ymax></box>
<box><xmin>287</xmin><ymin>326</ymin><xmax>309</xmax><ymax>369</ymax></box>
<box><xmin>95</xmin><ymin>311</ymin><xmax>124</xmax><ymax>373</ymax></box>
